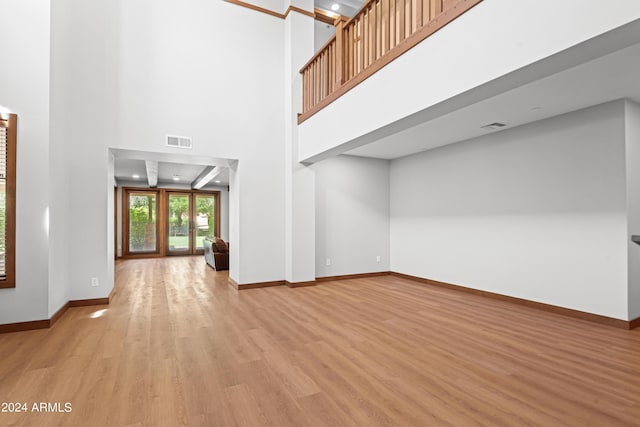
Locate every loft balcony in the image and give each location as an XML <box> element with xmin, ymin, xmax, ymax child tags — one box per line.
<box><xmin>297</xmin><ymin>0</ymin><xmax>640</xmax><ymax>164</ymax></box>
<box><xmin>299</xmin><ymin>0</ymin><xmax>480</xmax><ymax>123</ymax></box>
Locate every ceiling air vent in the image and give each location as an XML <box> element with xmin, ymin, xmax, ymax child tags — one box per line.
<box><xmin>481</xmin><ymin>122</ymin><xmax>507</xmax><ymax>131</ymax></box>
<box><xmin>166</xmin><ymin>134</ymin><xmax>192</xmax><ymax>149</ymax></box>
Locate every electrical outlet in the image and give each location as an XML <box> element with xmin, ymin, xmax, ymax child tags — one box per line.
<box><xmin>326</xmin><ymin>258</ymin><xmax>331</xmax><ymax>266</ymax></box>
<box><xmin>91</xmin><ymin>277</ymin><xmax>99</xmax><ymax>287</ymax></box>
<box><xmin>376</xmin><ymin>255</ymin><xmax>381</xmax><ymax>263</ymax></box>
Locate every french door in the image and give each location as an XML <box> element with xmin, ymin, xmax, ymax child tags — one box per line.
<box><xmin>166</xmin><ymin>191</ymin><xmax>218</xmax><ymax>255</ymax></box>
<box><xmin>124</xmin><ymin>189</ymin><xmax>160</xmax><ymax>255</ymax></box>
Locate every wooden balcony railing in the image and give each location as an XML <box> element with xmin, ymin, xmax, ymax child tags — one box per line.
<box><xmin>299</xmin><ymin>0</ymin><xmax>483</xmax><ymax>123</ymax></box>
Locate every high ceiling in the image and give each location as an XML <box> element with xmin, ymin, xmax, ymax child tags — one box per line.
<box><xmin>315</xmin><ymin>0</ymin><xmax>364</xmax><ymax>18</ymax></box>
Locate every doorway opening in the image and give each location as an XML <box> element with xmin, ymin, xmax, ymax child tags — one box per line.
<box><xmin>111</xmin><ymin>148</ymin><xmax>232</xmax><ymax>260</ymax></box>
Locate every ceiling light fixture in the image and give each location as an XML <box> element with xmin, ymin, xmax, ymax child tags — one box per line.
<box><xmin>172</xmin><ymin>175</ymin><xmax>180</xmax><ymax>181</ymax></box>
<box><xmin>215</xmin><ymin>180</ymin><xmax>221</xmax><ymax>184</ymax></box>
<box><xmin>132</xmin><ymin>174</ymin><xmax>140</xmax><ymax>179</ymax></box>
<box><xmin>331</xmin><ymin>3</ymin><xmax>340</xmax><ymax>11</ymax></box>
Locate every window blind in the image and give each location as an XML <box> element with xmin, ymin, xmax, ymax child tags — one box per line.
<box><xmin>0</xmin><ymin>125</ymin><xmax>6</xmax><ymax>279</ymax></box>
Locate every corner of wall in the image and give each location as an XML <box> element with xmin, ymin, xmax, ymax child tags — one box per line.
<box><xmin>625</xmin><ymin>99</ymin><xmax>640</xmax><ymax>320</ymax></box>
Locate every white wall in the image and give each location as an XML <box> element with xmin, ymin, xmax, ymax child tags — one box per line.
<box><xmin>49</xmin><ymin>0</ymin><xmax>72</xmax><ymax>316</ymax></box>
<box><xmin>314</xmin><ymin>20</ymin><xmax>335</xmax><ymax>52</ymax></box>
<box><xmin>391</xmin><ymin>102</ymin><xmax>629</xmax><ymax>319</ymax></box>
<box><xmin>47</xmin><ymin>0</ymin><xmax>286</xmax><ymax>295</ymax></box>
<box><xmin>314</xmin><ymin>155</ymin><xmax>390</xmax><ymax>277</ymax></box>
<box><xmin>299</xmin><ymin>0</ymin><xmax>640</xmax><ymax>162</ymax></box>
<box><xmin>626</xmin><ymin>100</ymin><xmax>640</xmax><ymax>320</ymax></box>
<box><xmin>0</xmin><ymin>0</ymin><xmax>51</xmax><ymax>323</ymax></box>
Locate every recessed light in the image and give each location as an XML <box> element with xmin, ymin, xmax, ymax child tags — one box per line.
<box><xmin>172</xmin><ymin>175</ymin><xmax>180</xmax><ymax>181</ymax></box>
<box><xmin>481</xmin><ymin>122</ymin><xmax>507</xmax><ymax>131</ymax></box>
<box><xmin>215</xmin><ymin>180</ymin><xmax>221</xmax><ymax>184</ymax></box>
<box><xmin>132</xmin><ymin>174</ymin><xmax>140</xmax><ymax>179</ymax></box>
<box><xmin>331</xmin><ymin>3</ymin><xmax>340</xmax><ymax>11</ymax></box>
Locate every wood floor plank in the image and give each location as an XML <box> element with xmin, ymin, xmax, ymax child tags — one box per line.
<box><xmin>1</xmin><ymin>256</ymin><xmax>640</xmax><ymax>426</ymax></box>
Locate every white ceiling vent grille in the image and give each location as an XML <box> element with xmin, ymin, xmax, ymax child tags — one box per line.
<box><xmin>166</xmin><ymin>135</ymin><xmax>192</xmax><ymax>149</ymax></box>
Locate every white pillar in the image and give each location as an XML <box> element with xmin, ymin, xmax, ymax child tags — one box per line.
<box><xmin>284</xmin><ymin>0</ymin><xmax>316</xmax><ymax>284</ymax></box>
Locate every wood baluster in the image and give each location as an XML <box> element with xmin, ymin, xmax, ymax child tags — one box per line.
<box><xmin>352</xmin><ymin>21</ymin><xmax>356</xmax><ymax>75</ymax></box>
<box><xmin>352</xmin><ymin>23</ymin><xmax>356</xmax><ymax>79</ymax></box>
<box><xmin>378</xmin><ymin>1</ymin><xmax>382</xmax><ymax>58</ymax></box>
<box><xmin>423</xmin><ymin>0</ymin><xmax>428</xmax><ymax>24</ymax></box>
<box><xmin>366</xmin><ymin>8</ymin><xmax>370</xmax><ymax>65</ymax></box>
<box><xmin>303</xmin><ymin>70</ymin><xmax>308</xmax><ymax>112</ymax></box>
<box><xmin>325</xmin><ymin>48</ymin><xmax>329</xmax><ymax>98</ymax></box>
<box><xmin>321</xmin><ymin>56</ymin><xmax>323</xmax><ymax>100</ymax></box>
<box><xmin>342</xmin><ymin>25</ymin><xmax>353</xmax><ymax>79</ymax></box>
<box><xmin>398</xmin><ymin>0</ymin><xmax>405</xmax><ymax>42</ymax></box>
<box><xmin>366</xmin><ymin>6</ymin><xmax>373</xmax><ymax>67</ymax></box>
<box><xmin>302</xmin><ymin>70</ymin><xmax>305</xmax><ymax>113</ymax></box>
<box><xmin>322</xmin><ymin>51</ymin><xmax>325</xmax><ymax>99</ymax></box>
<box><xmin>390</xmin><ymin>0</ymin><xmax>396</xmax><ymax>49</ymax></box>
<box><xmin>345</xmin><ymin>24</ymin><xmax>349</xmax><ymax>80</ymax></box>
<box><xmin>430</xmin><ymin>0</ymin><xmax>442</xmax><ymax>20</ymax></box>
<box><xmin>334</xmin><ymin>39</ymin><xmax>338</xmax><ymax>90</ymax></box>
<box><xmin>363</xmin><ymin>11</ymin><xmax>368</xmax><ymax>70</ymax></box>
<box><xmin>364</xmin><ymin>6</ymin><xmax>373</xmax><ymax>67</ymax></box>
<box><xmin>318</xmin><ymin>55</ymin><xmax>322</xmax><ymax>103</ymax></box>
<box><xmin>366</xmin><ymin>6</ymin><xmax>371</xmax><ymax>65</ymax></box>
<box><xmin>406</xmin><ymin>0</ymin><xmax>411</xmax><ymax>36</ymax></box>
<box><xmin>360</xmin><ymin>12</ymin><xmax>365</xmax><ymax>70</ymax></box>
<box><xmin>319</xmin><ymin>54</ymin><xmax>323</xmax><ymax>100</ymax></box>
<box><xmin>371</xmin><ymin>4</ymin><xmax>375</xmax><ymax>63</ymax></box>
<box><xmin>318</xmin><ymin>57</ymin><xmax>322</xmax><ymax>101</ymax></box>
<box><xmin>323</xmin><ymin>51</ymin><xmax>327</xmax><ymax>98</ymax></box>
<box><xmin>371</xmin><ymin>2</ymin><xmax>380</xmax><ymax>62</ymax></box>
<box><xmin>415</xmin><ymin>0</ymin><xmax>422</xmax><ymax>30</ymax></box>
<box><xmin>335</xmin><ymin>18</ymin><xmax>346</xmax><ymax>88</ymax></box>
<box><xmin>323</xmin><ymin>51</ymin><xmax>327</xmax><ymax>99</ymax></box>
<box><xmin>359</xmin><ymin>19</ymin><xmax>364</xmax><ymax>73</ymax></box>
<box><xmin>331</xmin><ymin>41</ymin><xmax>334</xmax><ymax>92</ymax></box>
<box><xmin>328</xmin><ymin>46</ymin><xmax>331</xmax><ymax>96</ymax></box>
<box><xmin>308</xmin><ymin>68</ymin><xmax>311</xmax><ymax>110</ymax></box>
<box><xmin>382</xmin><ymin>0</ymin><xmax>389</xmax><ymax>55</ymax></box>
<box><xmin>313</xmin><ymin>60</ymin><xmax>318</xmax><ymax>106</ymax></box>
<box><xmin>303</xmin><ymin>70</ymin><xmax>307</xmax><ymax>113</ymax></box>
<box><xmin>308</xmin><ymin>63</ymin><xmax>312</xmax><ymax>108</ymax></box>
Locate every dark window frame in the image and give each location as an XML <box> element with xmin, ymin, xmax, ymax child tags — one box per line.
<box><xmin>0</xmin><ymin>114</ymin><xmax>17</xmax><ymax>289</ymax></box>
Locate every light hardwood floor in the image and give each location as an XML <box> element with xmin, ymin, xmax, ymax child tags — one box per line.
<box><xmin>1</xmin><ymin>257</ymin><xmax>640</xmax><ymax>426</ymax></box>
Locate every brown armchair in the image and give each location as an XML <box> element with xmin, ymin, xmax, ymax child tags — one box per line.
<box><xmin>204</xmin><ymin>237</ymin><xmax>229</xmax><ymax>270</ymax></box>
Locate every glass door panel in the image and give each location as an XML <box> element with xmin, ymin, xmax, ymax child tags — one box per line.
<box><xmin>128</xmin><ymin>192</ymin><xmax>158</xmax><ymax>253</ymax></box>
<box><xmin>168</xmin><ymin>193</ymin><xmax>191</xmax><ymax>254</ymax></box>
<box><xmin>195</xmin><ymin>194</ymin><xmax>215</xmax><ymax>251</ymax></box>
